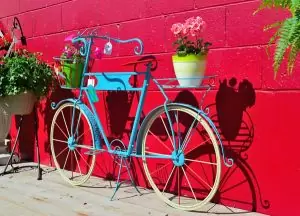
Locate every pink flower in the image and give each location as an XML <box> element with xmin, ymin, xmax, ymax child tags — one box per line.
<box><xmin>185</xmin><ymin>17</ymin><xmax>195</xmax><ymax>28</ymax></box>
<box><xmin>182</xmin><ymin>23</ymin><xmax>190</xmax><ymax>35</ymax></box>
<box><xmin>183</xmin><ymin>17</ymin><xmax>197</xmax><ymax>35</ymax></box>
<box><xmin>94</xmin><ymin>47</ymin><xmax>102</xmax><ymax>59</ymax></box>
<box><xmin>171</xmin><ymin>23</ymin><xmax>184</xmax><ymax>35</ymax></box>
<box><xmin>192</xmin><ymin>16</ymin><xmax>206</xmax><ymax>33</ymax></box>
<box><xmin>64</xmin><ymin>34</ymin><xmax>76</xmax><ymax>42</ymax></box>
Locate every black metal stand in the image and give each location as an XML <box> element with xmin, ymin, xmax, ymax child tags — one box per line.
<box><xmin>0</xmin><ymin>105</ymin><xmax>43</xmax><ymax>180</ymax></box>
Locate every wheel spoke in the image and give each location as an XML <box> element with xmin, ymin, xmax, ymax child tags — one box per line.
<box><xmin>160</xmin><ymin>115</ymin><xmax>175</xmax><ymax>150</ymax></box>
<box><xmin>180</xmin><ymin>113</ymin><xmax>200</xmax><ymax>151</ymax></box>
<box><xmin>184</xmin><ymin>138</ymin><xmax>211</xmax><ymax>156</ymax></box>
<box><xmin>177</xmin><ymin>167</ymin><xmax>180</xmax><ymax>205</ymax></box>
<box><xmin>149</xmin><ymin>161</ymin><xmax>172</xmax><ymax>176</ymax></box>
<box><xmin>184</xmin><ymin>164</ymin><xmax>212</xmax><ymax>190</ymax></box>
<box><xmin>174</xmin><ymin>110</ymin><xmax>181</xmax><ymax>151</ymax></box>
<box><xmin>162</xmin><ymin>165</ymin><xmax>176</xmax><ymax>193</ymax></box>
<box><xmin>73</xmin><ymin>150</ymin><xmax>82</xmax><ymax>177</ymax></box>
<box><xmin>148</xmin><ymin>130</ymin><xmax>172</xmax><ymax>153</ymax></box>
<box><xmin>76</xmin><ymin>127</ymin><xmax>92</xmax><ymax>141</ymax></box>
<box><xmin>199</xmin><ymin>161</ymin><xmax>211</xmax><ymax>189</ymax></box>
<box><xmin>71</xmin><ymin>151</ymin><xmax>74</xmax><ymax>179</ymax></box>
<box><xmin>61</xmin><ymin>110</ymin><xmax>70</xmax><ymax>137</ymax></box>
<box><xmin>63</xmin><ymin>150</ymin><xmax>71</xmax><ymax>170</ymax></box>
<box><xmin>75</xmin><ymin>149</ymin><xmax>91</xmax><ymax>170</ymax></box>
<box><xmin>74</xmin><ymin>111</ymin><xmax>82</xmax><ymax>137</ymax></box>
<box><xmin>53</xmin><ymin>138</ymin><xmax>68</xmax><ymax>144</ymax></box>
<box><xmin>185</xmin><ymin>158</ymin><xmax>217</xmax><ymax>166</ymax></box>
<box><xmin>56</xmin><ymin>146</ymin><xmax>68</xmax><ymax>159</ymax></box>
<box><xmin>145</xmin><ymin>151</ymin><xmax>172</xmax><ymax>158</ymax></box>
<box><xmin>181</xmin><ymin>166</ymin><xmax>197</xmax><ymax>201</ymax></box>
<box><xmin>55</xmin><ymin>122</ymin><xmax>68</xmax><ymax>139</ymax></box>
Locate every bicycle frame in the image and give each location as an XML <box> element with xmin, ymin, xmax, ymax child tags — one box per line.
<box><xmin>54</xmin><ymin>34</ymin><xmax>172</xmax><ymax>160</ymax></box>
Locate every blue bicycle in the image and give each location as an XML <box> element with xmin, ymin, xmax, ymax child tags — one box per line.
<box><xmin>50</xmin><ymin>30</ymin><xmax>232</xmax><ymax>211</ymax></box>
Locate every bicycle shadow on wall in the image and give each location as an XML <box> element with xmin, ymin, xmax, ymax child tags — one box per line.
<box><xmin>175</xmin><ymin>78</ymin><xmax>270</xmax><ymax>213</ymax></box>
<box><xmin>138</xmin><ymin>77</ymin><xmax>270</xmax><ymax>213</ymax></box>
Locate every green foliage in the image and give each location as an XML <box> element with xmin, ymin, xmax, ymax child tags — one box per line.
<box><xmin>254</xmin><ymin>0</ymin><xmax>292</xmax><ymax>13</ymax></box>
<box><xmin>255</xmin><ymin>0</ymin><xmax>300</xmax><ymax>78</ymax></box>
<box><xmin>173</xmin><ymin>37</ymin><xmax>212</xmax><ymax>57</ymax></box>
<box><xmin>0</xmin><ymin>50</ymin><xmax>54</xmax><ymax>98</ymax></box>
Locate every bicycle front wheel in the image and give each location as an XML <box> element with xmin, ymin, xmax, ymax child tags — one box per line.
<box><xmin>50</xmin><ymin>102</ymin><xmax>96</xmax><ymax>186</ymax></box>
<box><xmin>139</xmin><ymin>104</ymin><xmax>221</xmax><ymax>211</ymax></box>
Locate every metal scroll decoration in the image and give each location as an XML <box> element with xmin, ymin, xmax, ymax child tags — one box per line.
<box><xmin>71</xmin><ymin>28</ymin><xmax>144</xmax><ymax>57</ymax></box>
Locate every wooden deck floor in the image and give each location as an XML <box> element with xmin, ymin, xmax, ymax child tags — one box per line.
<box><xmin>0</xmin><ymin>163</ymin><xmax>267</xmax><ymax>216</ymax></box>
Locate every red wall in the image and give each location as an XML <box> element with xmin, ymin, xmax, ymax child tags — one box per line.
<box><xmin>1</xmin><ymin>0</ymin><xmax>299</xmax><ymax>215</ymax></box>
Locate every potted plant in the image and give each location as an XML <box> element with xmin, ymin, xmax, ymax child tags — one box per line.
<box><xmin>171</xmin><ymin>16</ymin><xmax>212</xmax><ymax>87</ymax></box>
<box><xmin>0</xmin><ymin>33</ymin><xmax>12</xmax><ymax>51</ymax></box>
<box><xmin>59</xmin><ymin>35</ymin><xmax>85</xmax><ymax>88</ymax></box>
<box><xmin>254</xmin><ymin>0</ymin><xmax>300</xmax><ymax>77</ymax></box>
<box><xmin>0</xmin><ymin>48</ymin><xmax>54</xmax><ymax>145</ymax></box>
<box><xmin>0</xmin><ymin>48</ymin><xmax>54</xmax><ymax>114</ymax></box>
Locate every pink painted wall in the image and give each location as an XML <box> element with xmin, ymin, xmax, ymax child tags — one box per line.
<box><xmin>1</xmin><ymin>0</ymin><xmax>299</xmax><ymax>215</ymax></box>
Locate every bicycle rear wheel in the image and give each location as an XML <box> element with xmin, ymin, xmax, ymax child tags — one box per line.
<box><xmin>50</xmin><ymin>102</ymin><xmax>96</xmax><ymax>186</ymax></box>
<box><xmin>138</xmin><ymin>104</ymin><xmax>221</xmax><ymax>211</ymax></box>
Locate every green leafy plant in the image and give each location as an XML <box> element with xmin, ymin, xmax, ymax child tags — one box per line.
<box><xmin>254</xmin><ymin>0</ymin><xmax>300</xmax><ymax>77</ymax></box>
<box><xmin>0</xmin><ymin>49</ymin><xmax>55</xmax><ymax>98</ymax></box>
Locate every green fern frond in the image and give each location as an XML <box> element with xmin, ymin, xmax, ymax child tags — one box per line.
<box><xmin>287</xmin><ymin>21</ymin><xmax>300</xmax><ymax>74</ymax></box>
<box><xmin>287</xmin><ymin>43</ymin><xmax>299</xmax><ymax>74</ymax></box>
<box><xmin>254</xmin><ymin>0</ymin><xmax>292</xmax><ymax>14</ymax></box>
<box><xmin>255</xmin><ymin>0</ymin><xmax>300</xmax><ymax>77</ymax></box>
<box><xmin>264</xmin><ymin>21</ymin><xmax>284</xmax><ymax>31</ymax></box>
<box><xmin>273</xmin><ymin>18</ymin><xmax>294</xmax><ymax>76</ymax></box>
<box><xmin>266</xmin><ymin>30</ymin><xmax>281</xmax><ymax>57</ymax></box>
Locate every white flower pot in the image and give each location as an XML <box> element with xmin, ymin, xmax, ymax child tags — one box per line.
<box><xmin>0</xmin><ymin>91</ymin><xmax>36</xmax><ymax>145</ymax></box>
<box><xmin>0</xmin><ymin>91</ymin><xmax>36</xmax><ymax>115</ymax></box>
<box><xmin>172</xmin><ymin>54</ymin><xmax>207</xmax><ymax>87</ymax></box>
<box><xmin>0</xmin><ymin>103</ymin><xmax>11</xmax><ymax>146</ymax></box>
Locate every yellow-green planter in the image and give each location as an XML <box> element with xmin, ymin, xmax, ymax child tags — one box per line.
<box><xmin>172</xmin><ymin>54</ymin><xmax>207</xmax><ymax>87</ymax></box>
<box><xmin>62</xmin><ymin>62</ymin><xmax>84</xmax><ymax>88</ymax></box>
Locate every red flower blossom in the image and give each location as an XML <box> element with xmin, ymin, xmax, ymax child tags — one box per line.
<box><xmin>3</xmin><ymin>33</ymin><xmax>12</xmax><ymax>43</ymax></box>
<box><xmin>0</xmin><ymin>49</ymin><xmax>7</xmax><ymax>58</ymax></box>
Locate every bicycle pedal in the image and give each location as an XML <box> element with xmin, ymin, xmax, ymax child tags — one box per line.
<box><xmin>84</xmin><ymin>149</ymin><xmax>104</xmax><ymax>155</ymax></box>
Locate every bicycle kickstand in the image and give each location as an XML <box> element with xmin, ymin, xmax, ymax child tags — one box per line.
<box><xmin>110</xmin><ymin>156</ymin><xmax>141</xmax><ymax>201</ymax></box>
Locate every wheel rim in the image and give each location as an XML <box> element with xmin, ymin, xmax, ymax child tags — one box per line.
<box><xmin>50</xmin><ymin>103</ymin><xmax>96</xmax><ymax>186</ymax></box>
<box><xmin>141</xmin><ymin>106</ymin><xmax>221</xmax><ymax>211</ymax></box>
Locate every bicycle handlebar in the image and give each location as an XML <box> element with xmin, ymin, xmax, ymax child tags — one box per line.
<box><xmin>72</xmin><ymin>35</ymin><xmax>144</xmax><ymax>56</ymax></box>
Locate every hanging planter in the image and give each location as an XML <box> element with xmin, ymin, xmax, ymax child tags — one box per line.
<box><xmin>0</xmin><ymin>103</ymin><xmax>11</xmax><ymax>146</ymax></box>
<box><xmin>1</xmin><ymin>91</ymin><xmax>37</xmax><ymax>115</ymax></box>
<box><xmin>0</xmin><ymin>48</ymin><xmax>54</xmax><ymax>144</ymax></box>
<box><xmin>54</xmin><ymin>35</ymin><xmax>86</xmax><ymax>88</ymax></box>
<box><xmin>170</xmin><ymin>16</ymin><xmax>211</xmax><ymax>87</ymax></box>
<box><xmin>62</xmin><ymin>62</ymin><xmax>84</xmax><ymax>88</ymax></box>
<box><xmin>172</xmin><ymin>54</ymin><xmax>207</xmax><ymax>87</ymax></box>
